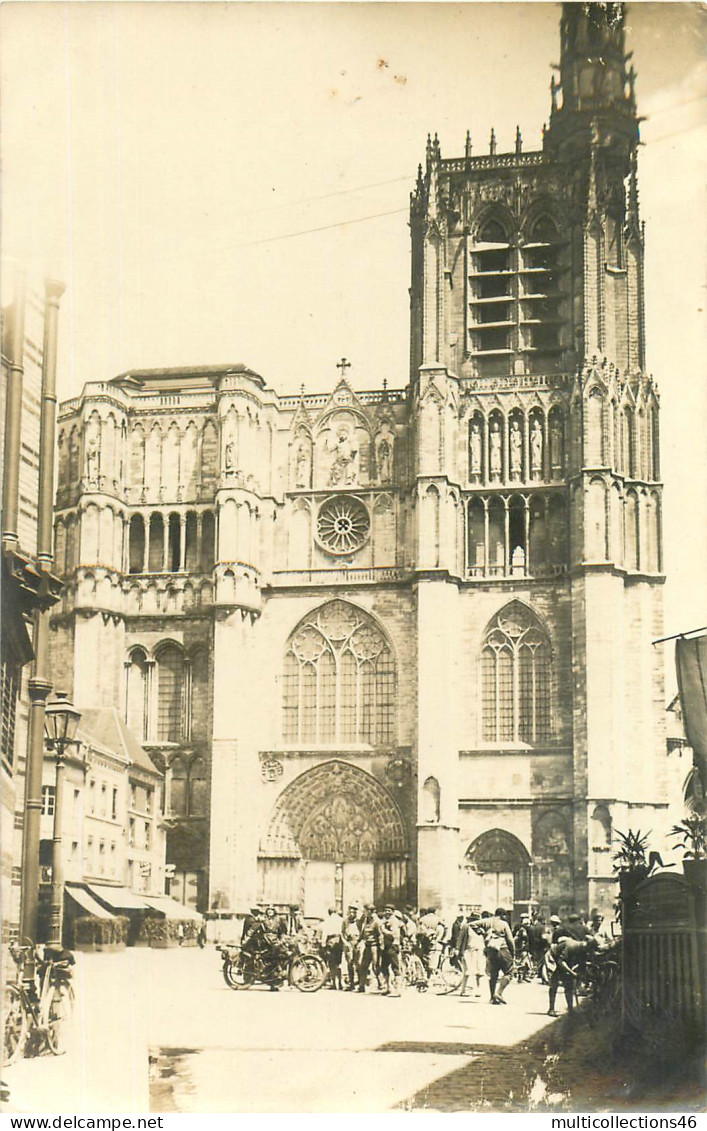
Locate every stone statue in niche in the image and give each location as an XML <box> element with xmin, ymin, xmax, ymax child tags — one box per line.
<box><xmin>294</xmin><ymin>440</ymin><xmax>312</xmax><ymax>489</ymax></box>
<box><xmin>509</xmin><ymin>419</ymin><xmax>522</xmax><ymax>480</ymax></box>
<box><xmin>327</xmin><ymin>423</ymin><xmax>359</xmax><ymax>487</ymax></box>
<box><xmin>530</xmin><ymin>418</ymin><xmax>544</xmax><ymax>479</ymax></box>
<box><xmin>223</xmin><ymin>415</ymin><xmax>237</xmax><ymax>472</ymax></box>
<box><xmin>375</xmin><ymin>423</ymin><xmax>394</xmax><ymax>484</ymax></box>
<box><xmin>489</xmin><ymin>420</ymin><xmax>502</xmax><ymax>480</ymax></box>
<box><xmin>469</xmin><ymin>421</ymin><xmax>482</xmax><ymax>478</ymax></box>
<box><xmin>84</xmin><ymin>416</ymin><xmax>100</xmax><ymax>484</ymax></box>
<box><xmin>378</xmin><ymin>439</ymin><xmax>392</xmax><ymax>483</ymax></box>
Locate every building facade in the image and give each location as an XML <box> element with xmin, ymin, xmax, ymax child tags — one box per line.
<box><xmin>51</xmin><ymin>3</ymin><xmax>669</xmax><ymax>919</ymax></box>
<box><xmin>2</xmin><ymin>265</ymin><xmax>64</xmax><ymax>941</ymax></box>
<box><xmin>38</xmin><ymin>708</ymin><xmax>166</xmax><ymax>911</ymax></box>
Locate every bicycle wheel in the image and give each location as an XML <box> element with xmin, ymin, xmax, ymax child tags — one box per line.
<box><xmin>408</xmin><ymin>954</ymin><xmax>427</xmax><ymax>991</ymax></box>
<box><xmin>401</xmin><ymin>952</ymin><xmax>415</xmax><ymax>988</ymax></box>
<box><xmin>45</xmin><ymin>982</ymin><xmax>72</xmax><ymax>1056</ymax></box>
<box><xmin>437</xmin><ymin>954</ymin><xmax>463</xmax><ymax>994</ymax></box>
<box><xmin>3</xmin><ymin>984</ymin><xmax>27</xmax><ymax>1066</ymax></box>
<box><xmin>289</xmin><ymin>955</ymin><xmax>326</xmax><ymax>993</ymax></box>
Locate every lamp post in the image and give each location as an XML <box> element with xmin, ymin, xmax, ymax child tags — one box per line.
<box><xmin>44</xmin><ymin>692</ymin><xmax>82</xmax><ymax>946</ymax></box>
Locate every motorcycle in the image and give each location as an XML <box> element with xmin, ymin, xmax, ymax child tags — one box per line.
<box><xmin>217</xmin><ymin>935</ymin><xmax>327</xmax><ymax>993</ymax></box>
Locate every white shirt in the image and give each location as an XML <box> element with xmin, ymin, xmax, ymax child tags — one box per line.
<box><xmin>321</xmin><ymin>912</ymin><xmax>344</xmax><ymax>940</ymax></box>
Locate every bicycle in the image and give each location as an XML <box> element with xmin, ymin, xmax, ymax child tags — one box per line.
<box><xmin>577</xmin><ymin>946</ymin><xmax>621</xmax><ymax>1016</ymax></box>
<box><xmin>402</xmin><ymin>942</ymin><xmax>462</xmax><ymax>994</ymax></box>
<box><xmin>3</xmin><ymin>942</ymin><xmax>75</xmax><ymax>1065</ymax></box>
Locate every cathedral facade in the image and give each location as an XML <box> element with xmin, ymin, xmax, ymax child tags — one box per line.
<box><xmin>51</xmin><ymin>3</ymin><xmax>669</xmax><ymax>920</ymax></box>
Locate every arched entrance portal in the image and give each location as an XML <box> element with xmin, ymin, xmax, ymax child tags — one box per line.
<box><xmin>259</xmin><ymin>761</ymin><xmax>409</xmax><ymax>917</ymax></box>
<box><xmin>462</xmin><ymin>829</ymin><xmax>531</xmax><ymax>912</ymax></box>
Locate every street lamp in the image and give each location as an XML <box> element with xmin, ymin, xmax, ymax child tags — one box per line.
<box><xmin>44</xmin><ymin>692</ymin><xmax>82</xmax><ymax>945</ymax></box>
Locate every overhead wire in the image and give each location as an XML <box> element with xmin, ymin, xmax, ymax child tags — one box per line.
<box><xmin>224</xmin><ymin>206</ymin><xmax>410</xmax><ymax>250</ymax></box>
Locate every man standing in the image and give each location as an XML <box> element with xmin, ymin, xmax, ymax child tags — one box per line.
<box><xmin>356</xmin><ymin>904</ymin><xmax>382</xmax><ymax>992</ymax></box>
<box><xmin>342</xmin><ymin>904</ymin><xmax>361</xmax><ymax>990</ymax></box>
<box><xmin>321</xmin><ymin>906</ymin><xmax>344</xmax><ymax>989</ymax></box>
<box><xmin>527</xmin><ymin>912</ymin><xmax>549</xmax><ymax>972</ymax></box>
<box><xmin>449</xmin><ymin>907</ymin><xmax>466</xmax><ymax>953</ymax></box>
<box><xmin>380</xmin><ymin>905</ymin><xmax>402</xmax><ymax>997</ymax></box>
<box><xmin>484</xmin><ymin>907</ymin><xmax>515</xmax><ymax>1004</ymax></box>
<box><xmin>287</xmin><ymin>903</ymin><xmax>305</xmax><ymax>936</ymax></box>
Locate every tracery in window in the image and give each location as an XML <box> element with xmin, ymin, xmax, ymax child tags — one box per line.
<box><xmin>481</xmin><ymin>601</ymin><xmax>552</xmax><ymax>744</ymax></box>
<box><xmin>283</xmin><ymin>600</ymin><xmax>395</xmax><ymax>746</ymax></box>
<box><xmin>156</xmin><ymin>643</ymin><xmax>184</xmax><ymax>742</ymax></box>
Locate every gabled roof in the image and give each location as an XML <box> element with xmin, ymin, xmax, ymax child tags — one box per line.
<box><xmin>77</xmin><ymin>706</ymin><xmax>162</xmax><ymax>780</ymax></box>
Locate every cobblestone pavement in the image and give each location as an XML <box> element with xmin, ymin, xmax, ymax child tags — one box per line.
<box><xmin>3</xmin><ymin>947</ymin><xmax>561</xmax><ymax>1113</ymax></box>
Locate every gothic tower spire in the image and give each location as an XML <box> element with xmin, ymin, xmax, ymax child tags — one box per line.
<box><xmin>545</xmin><ymin>2</ymin><xmax>639</xmax><ymax>171</ymax></box>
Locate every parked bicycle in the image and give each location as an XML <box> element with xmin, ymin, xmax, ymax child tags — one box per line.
<box><xmin>576</xmin><ymin>943</ymin><xmax>621</xmax><ymax>1016</ymax></box>
<box><xmin>401</xmin><ymin>942</ymin><xmax>462</xmax><ymax>994</ymax></box>
<box><xmin>3</xmin><ymin>941</ymin><xmax>75</xmax><ymax>1065</ymax></box>
<box><xmin>217</xmin><ymin>936</ymin><xmax>327</xmax><ymax>992</ymax></box>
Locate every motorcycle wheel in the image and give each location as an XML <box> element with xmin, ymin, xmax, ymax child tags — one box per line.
<box><xmin>289</xmin><ymin>955</ymin><xmax>326</xmax><ymax>993</ymax></box>
<box><xmin>223</xmin><ymin>953</ymin><xmax>257</xmax><ymax>990</ymax></box>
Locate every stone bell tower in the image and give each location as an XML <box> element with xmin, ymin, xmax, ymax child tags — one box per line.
<box><xmin>408</xmin><ymin>1</ymin><xmax>666</xmax><ymax>917</ymax></box>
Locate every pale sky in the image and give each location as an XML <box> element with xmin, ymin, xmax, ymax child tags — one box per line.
<box><xmin>1</xmin><ymin>2</ymin><xmax>705</xmax><ymax>666</ymax></box>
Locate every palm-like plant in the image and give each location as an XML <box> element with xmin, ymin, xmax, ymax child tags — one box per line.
<box><xmin>669</xmin><ymin>814</ymin><xmax>707</xmax><ymax>860</ymax></box>
<box><xmin>612</xmin><ymin>828</ymin><xmax>651</xmax><ymax>872</ymax></box>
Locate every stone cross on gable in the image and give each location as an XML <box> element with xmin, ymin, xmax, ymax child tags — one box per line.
<box><xmin>336</xmin><ymin>357</ymin><xmax>351</xmax><ymax>377</ymax></box>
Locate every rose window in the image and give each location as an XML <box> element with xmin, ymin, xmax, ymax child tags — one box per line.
<box><xmin>316</xmin><ymin>496</ymin><xmax>370</xmax><ymax>555</ymax></box>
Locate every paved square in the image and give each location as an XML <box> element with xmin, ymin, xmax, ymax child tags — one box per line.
<box><xmin>3</xmin><ymin>948</ymin><xmax>557</xmax><ymax>1113</ymax></box>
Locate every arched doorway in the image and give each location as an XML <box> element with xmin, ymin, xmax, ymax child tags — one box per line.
<box><xmin>462</xmin><ymin>829</ymin><xmax>531</xmax><ymax>912</ymax></box>
<box><xmin>259</xmin><ymin>761</ymin><xmax>409</xmax><ymax>917</ymax></box>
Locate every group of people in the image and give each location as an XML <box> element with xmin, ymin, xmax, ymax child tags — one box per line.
<box><xmin>319</xmin><ymin>903</ymin><xmax>446</xmax><ymax>997</ymax></box>
<box><xmin>238</xmin><ymin>901</ymin><xmax>615</xmax><ymax>1011</ymax></box>
<box><xmin>508</xmin><ymin>906</ymin><xmax>615</xmax><ymax>1015</ymax></box>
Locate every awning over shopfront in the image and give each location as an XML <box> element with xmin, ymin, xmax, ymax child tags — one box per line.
<box><xmin>65</xmin><ymin>884</ymin><xmax>112</xmax><ymax>918</ymax></box>
<box><xmin>87</xmin><ymin>884</ymin><xmax>152</xmax><ymax>912</ymax></box>
<box><xmin>143</xmin><ymin>895</ymin><xmax>203</xmax><ymax>922</ymax></box>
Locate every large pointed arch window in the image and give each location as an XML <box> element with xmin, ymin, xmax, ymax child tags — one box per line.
<box><xmin>283</xmin><ymin>600</ymin><xmax>395</xmax><ymax>746</ymax></box>
<box><xmin>481</xmin><ymin>602</ymin><xmax>552</xmax><ymax>744</ymax></box>
<box><xmin>156</xmin><ymin>643</ymin><xmax>185</xmax><ymax>742</ymax></box>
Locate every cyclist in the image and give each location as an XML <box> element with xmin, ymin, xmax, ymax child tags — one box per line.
<box><xmin>511</xmin><ymin>914</ymin><xmax>533</xmax><ymax>981</ymax></box>
<box><xmin>258</xmin><ymin>906</ymin><xmax>289</xmax><ymax>990</ymax></box>
<box><xmin>547</xmin><ymin>935</ymin><xmax>598</xmax><ymax>1016</ymax></box>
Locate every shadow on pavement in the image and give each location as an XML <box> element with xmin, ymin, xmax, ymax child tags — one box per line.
<box><xmin>392</xmin><ymin>1011</ymin><xmax>706</xmax><ymax>1113</ymax></box>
